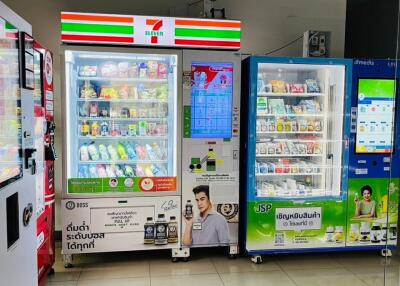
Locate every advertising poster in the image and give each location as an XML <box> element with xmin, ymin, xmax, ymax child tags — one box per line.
<box><xmin>246</xmin><ymin>200</ymin><xmax>347</xmax><ymax>251</ymax></box>
<box><xmin>346</xmin><ymin>178</ymin><xmax>399</xmax><ymax>246</ymax></box>
<box><xmin>62</xmin><ymin>196</ymin><xmax>181</xmax><ymax>254</ymax></box>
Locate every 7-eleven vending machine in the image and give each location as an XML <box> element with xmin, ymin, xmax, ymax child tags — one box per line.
<box><xmin>60</xmin><ymin>11</ymin><xmax>241</xmax><ymax>265</ymax></box>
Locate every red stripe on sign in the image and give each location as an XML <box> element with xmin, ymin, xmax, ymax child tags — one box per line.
<box><xmin>175</xmin><ymin>39</ymin><xmax>240</xmax><ymax>48</ymax></box>
<box><xmin>62</xmin><ymin>34</ymin><xmax>134</xmax><ymax>43</ymax></box>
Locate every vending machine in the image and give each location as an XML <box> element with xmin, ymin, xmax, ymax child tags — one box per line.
<box><xmin>241</xmin><ymin>56</ymin><xmax>352</xmax><ymax>263</ymax></box>
<box><xmin>0</xmin><ymin>2</ymin><xmax>38</xmax><ymax>284</ymax></box>
<box><xmin>33</xmin><ymin>40</ymin><xmax>56</xmax><ymax>285</ymax></box>
<box><xmin>60</xmin><ymin>11</ymin><xmax>241</xmax><ymax>265</ymax></box>
<box><xmin>346</xmin><ymin>59</ymin><xmax>400</xmax><ymax>256</ymax></box>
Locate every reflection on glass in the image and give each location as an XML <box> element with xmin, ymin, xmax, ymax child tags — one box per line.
<box><xmin>255</xmin><ymin>63</ymin><xmax>345</xmax><ymax>198</ymax></box>
<box><xmin>0</xmin><ymin>18</ymin><xmax>22</xmax><ymax>187</ymax></box>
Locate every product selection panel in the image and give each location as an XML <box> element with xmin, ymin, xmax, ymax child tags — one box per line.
<box><xmin>349</xmin><ymin>60</ymin><xmax>399</xmax><ymax>178</ymax></box>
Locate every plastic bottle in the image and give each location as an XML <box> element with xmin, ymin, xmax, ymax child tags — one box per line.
<box><xmin>124</xmin><ymin>165</ymin><xmax>135</xmax><ymax>177</ymax></box>
<box><xmin>135</xmin><ymin>165</ymin><xmax>145</xmax><ymax>176</ymax></box>
<box><xmin>349</xmin><ymin>224</ymin><xmax>360</xmax><ymax>243</ymax></box>
<box><xmin>151</xmin><ymin>164</ymin><xmax>161</xmax><ymax>176</ymax></box>
<box><xmin>91</xmin><ymin>121</ymin><xmax>99</xmax><ymax>137</ymax></box>
<box><xmin>144</xmin><ymin>165</ymin><xmax>154</xmax><ymax>176</ymax></box>
<box><xmin>360</xmin><ymin>222</ymin><xmax>371</xmax><ymax>243</ymax></box>
<box><xmin>371</xmin><ymin>223</ymin><xmax>381</xmax><ymax>243</ymax></box>
<box><xmin>144</xmin><ymin>217</ymin><xmax>155</xmax><ymax>244</ymax></box>
<box><xmin>154</xmin><ymin>214</ymin><xmax>168</xmax><ymax>245</ymax></box>
<box><xmin>167</xmin><ymin>216</ymin><xmax>178</xmax><ymax>243</ymax></box>
<box><xmin>334</xmin><ymin>226</ymin><xmax>344</xmax><ymax>243</ymax></box>
<box><xmin>97</xmin><ymin>164</ymin><xmax>107</xmax><ymax>177</ymax></box>
<box><xmin>107</xmin><ymin>145</ymin><xmax>119</xmax><ymax>161</ymax></box>
<box><xmin>88</xmin><ymin>142</ymin><xmax>100</xmax><ymax>161</ymax></box>
<box><xmin>100</xmin><ymin>121</ymin><xmax>109</xmax><ymax>136</ymax></box>
<box><xmin>89</xmin><ymin>165</ymin><xmax>98</xmax><ymax>178</ymax></box>
<box><xmin>80</xmin><ymin>143</ymin><xmax>90</xmax><ymax>161</ymax></box>
<box><xmin>185</xmin><ymin>200</ymin><xmax>193</xmax><ymax>219</ymax></box>
<box><xmin>381</xmin><ymin>223</ymin><xmax>388</xmax><ymax>242</ymax></box>
<box><xmin>115</xmin><ymin>165</ymin><xmax>125</xmax><ymax>177</ymax></box>
<box><xmin>78</xmin><ymin>165</ymin><xmax>90</xmax><ymax>178</ymax></box>
<box><xmin>81</xmin><ymin>121</ymin><xmax>90</xmax><ymax>136</ymax></box>
<box><xmin>99</xmin><ymin>144</ymin><xmax>110</xmax><ymax>161</ymax></box>
<box><xmin>146</xmin><ymin>144</ymin><xmax>157</xmax><ymax>160</ymax></box>
<box><xmin>106</xmin><ymin>165</ymin><xmax>116</xmax><ymax>177</ymax></box>
<box><xmin>389</xmin><ymin>224</ymin><xmax>397</xmax><ymax>240</ymax></box>
<box><xmin>135</xmin><ymin>144</ymin><xmax>148</xmax><ymax>160</ymax></box>
<box><xmin>124</xmin><ymin>143</ymin><xmax>137</xmax><ymax>160</ymax></box>
<box><xmin>117</xmin><ymin>143</ymin><xmax>128</xmax><ymax>160</ymax></box>
<box><xmin>325</xmin><ymin>226</ymin><xmax>334</xmax><ymax>242</ymax></box>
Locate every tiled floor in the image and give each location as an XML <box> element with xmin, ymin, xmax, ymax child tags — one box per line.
<box><xmin>46</xmin><ymin>245</ymin><xmax>400</xmax><ymax>286</ymax></box>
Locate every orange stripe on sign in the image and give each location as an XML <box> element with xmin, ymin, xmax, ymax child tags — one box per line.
<box><xmin>146</xmin><ymin>19</ymin><xmax>159</xmax><ymax>25</ymax></box>
<box><xmin>175</xmin><ymin>19</ymin><xmax>240</xmax><ymax>28</ymax></box>
<box><xmin>62</xmin><ymin>13</ymin><xmax>134</xmax><ymax>23</ymax></box>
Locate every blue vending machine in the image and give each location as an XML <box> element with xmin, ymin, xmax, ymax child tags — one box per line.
<box><xmin>346</xmin><ymin>59</ymin><xmax>399</xmax><ymax>255</ymax></box>
<box><xmin>241</xmin><ymin>56</ymin><xmax>353</xmax><ymax>262</ymax></box>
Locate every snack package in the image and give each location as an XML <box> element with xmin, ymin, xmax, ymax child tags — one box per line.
<box><xmin>157</xmin><ymin>63</ymin><xmax>168</xmax><ymax>79</ymax></box>
<box><xmin>89</xmin><ymin>103</ymin><xmax>99</xmax><ymax>117</ymax></box>
<box><xmin>118</xmin><ymin>62</ymin><xmax>129</xmax><ymax>78</ymax></box>
<box><xmin>100</xmin><ymin>62</ymin><xmax>118</xmax><ymax>77</ymax></box>
<box><xmin>138</xmin><ymin>62</ymin><xmax>148</xmax><ymax>78</ymax></box>
<box><xmin>270</xmin><ymin>80</ymin><xmax>287</xmax><ymax>93</ymax></box>
<box><xmin>80</xmin><ymin>81</ymin><xmax>97</xmax><ymax>98</ymax></box>
<box><xmin>118</xmin><ymin>85</ymin><xmax>129</xmax><ymax>99</ymax></box>
<box><xmin>128</xmin><ymin>63</ymin><xmax>139</xmax><ymax>78</ymax></box>
<box><xmin>100</xmin><ymin>87</ymin><xmax>118</xmax><ymax>99</ymax></box>
<box><xmin>79</xmin><ymin>102</ymin><xmax>89</xmax><ymax>117</ymax></box>
<box><xmin>78</xmin><ymin>65</ymin><xmax>97</xmax><ymax>77</ymax></box>
<box><xmin>147</xmin><ymin>61</ymin><xmax>158</xmax><ymax>79</ymax></box>
<box><xmin>289</xmin><ymin>83</ymin><xmax>305</xmax><ymax>93</ymax></box>
<box><xmin>305</xmin><ymin>79</ymin><xmax>321</xmax><ymax>93</ymax></box>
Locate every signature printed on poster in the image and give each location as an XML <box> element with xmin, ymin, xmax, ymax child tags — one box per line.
<box><xmin>161</xmin><ymin>200</ymin><xmax>178</xmax><ymax>212</ymax></box>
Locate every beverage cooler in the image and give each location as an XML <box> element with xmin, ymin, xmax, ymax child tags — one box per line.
<box><xmin>62</xmin><ymin>48</ymin><xmax>181</xmax><ymax>260</ymax></box>
<box><xmin>60</xmin><ymin>11</ymin><xmax>241</xmax><ymax>265</ymax></box>
<box><xmin>241</xmin><ymin>57</ymin><xmax>352</xmax><ymax>263</ymax></box>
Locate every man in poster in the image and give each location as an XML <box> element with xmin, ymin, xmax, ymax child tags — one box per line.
<box><xmin>182</xmin><ymin>185</ymin><xmax>230</xmax><ymax>246</ymax></box>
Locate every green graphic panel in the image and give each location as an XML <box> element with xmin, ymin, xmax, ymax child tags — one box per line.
<box><xmin>246</xmin><ymin>200</ymin><xmax>346</xmax><ymax>251</ymax></box>
<box><xmin>68</xmin><ymin>178</ymin><xmax>140</xmax><ymax>194</ymax></box>
<box><xmin>346</xmin><ymin>178</ymin><xmax>399</xmax><ymax>243</ymax></box>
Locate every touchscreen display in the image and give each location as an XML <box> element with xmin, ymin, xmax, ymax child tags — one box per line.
<box><xmin>356</xmin><ymin>78</ymin><xmax>396</xmax><ymax>153</ymax></box>
<box><xmin>190</xmin><ymin>62</ymin><xmax>233</xmax><ymax>138</ymax></box>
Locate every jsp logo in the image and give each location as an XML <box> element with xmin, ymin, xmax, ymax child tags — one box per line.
<box><xmin>65</xmin><ymin>201</ymin><xmax>76</xmax><ymax>210</ymax></box>
<box><xmin>254</xmin><ymin>203</ymin><xmax>272</xmax><ymax>213</ymax></box>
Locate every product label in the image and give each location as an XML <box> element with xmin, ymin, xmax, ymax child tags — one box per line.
<box><xmin>168</xmin><ymin>223</ymin><xmax>178</xmax><ymax>239</ymax></box>
<box><xmin>144</xmin><ymin>224</ymin><xmax>155</xmax><ymax>240</ymax></box>
<box><xmin>275</xmin><ymin>207</ymin><xmax>322</xmax><ymax>231</ymax></box>
<box><xmin>155</xmin><ymin>222</ymin><xmax>168</xmax><ymax>243</ymax></box>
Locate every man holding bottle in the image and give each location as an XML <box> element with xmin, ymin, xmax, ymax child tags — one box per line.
<box><xmin>182</xmin><ymin>185</ymin><xmax>230</xmax><ymax>246</ymax></box>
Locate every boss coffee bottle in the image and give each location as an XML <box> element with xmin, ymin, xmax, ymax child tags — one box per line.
<box><xmin>155</xmin><ymin>214</ymin><xmax>168</xmax><ymax>245</ymax></box>
<box><xmin>144</xmin><ymin>217</ymin><xmax>155</xmax><ymax>244</ymax></box>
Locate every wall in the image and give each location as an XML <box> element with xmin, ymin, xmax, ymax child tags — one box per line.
<box><xmin>2</xmin><ymin>0</ymin><xmax>347</xmax><ymax>230</ymax></box>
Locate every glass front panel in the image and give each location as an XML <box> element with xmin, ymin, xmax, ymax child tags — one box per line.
<box><xmin>255</xmin><ymin>63</ymin><xmax>345</xmax><ymax>198</ymax></box>
<box><xmin>65</xmin><ymin>50</ymin><xmax>177</xmax><ymax>194</ymax></box>
<box><xmin>0</xmin><ymin>18</ymin><xmax>22</xmax><ymax>188</ymax></box>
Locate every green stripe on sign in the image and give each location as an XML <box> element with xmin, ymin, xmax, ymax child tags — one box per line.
<box><xmin>62</xmin><ymin>22</ymin><xmax>134</xmax><ymax>35</ymax></box>
<box><xmin>175</xmin><ymin>28</ymin><xmax>240</xmax><ymax>39</ymax></box>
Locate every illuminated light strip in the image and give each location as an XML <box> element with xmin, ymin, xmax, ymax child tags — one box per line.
<box><xmin>61</xmin><ymin>12</ymin><xmax>134</xmax><ymax>23</ymax></box>
<box><xmin>61</xmin><ymin>34</ymin><xmax>134</xmax><ymax>44</ymax></box>
<box><xmin>175</xmin><ymin>36</ymin><xmax>240</xmax><ymax>42</ymax></box>
<box><xmin>175</xmin><ymin>19</ymin><xmax>240</xmax><ymax>28</ymax></box>
<box><xmin>175</xmin><ymin>28</ymin><xmax>240</xmax><ymax>39</ymax></box>
<box><xmin>175</xmin><ymin>39</ymin><xmax>240</xmax><ymax>48</ymax></box>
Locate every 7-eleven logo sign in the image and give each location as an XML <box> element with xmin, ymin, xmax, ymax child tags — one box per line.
<box><xmin>145</xmin><ymin>19</ymin><xmax>164</xmax><ymax>44</ymax></box>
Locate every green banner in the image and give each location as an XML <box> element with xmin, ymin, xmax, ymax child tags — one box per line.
<box><xmin>246</xmin><ymin>200</ymin><xmax>346</xmax><ymax>251</ymax></box>
<box><xmin>68</xmin><ymin>178</ymin><xmax>140</xmax><ymax>193</ymax></box>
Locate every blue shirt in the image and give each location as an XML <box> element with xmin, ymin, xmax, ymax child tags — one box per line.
<box><xmin>192</xmin><ymin>210</ymin><xmax>230</xmax><ymax>246</ymax></box>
